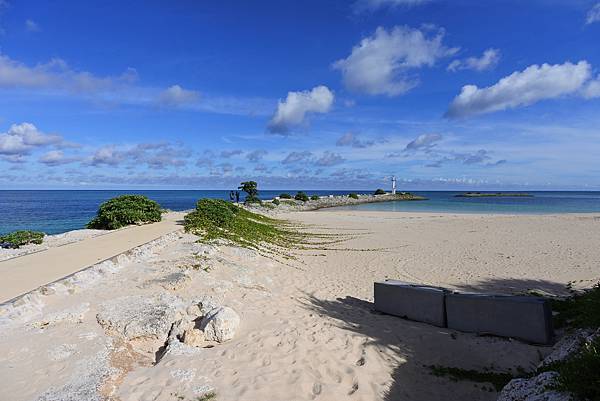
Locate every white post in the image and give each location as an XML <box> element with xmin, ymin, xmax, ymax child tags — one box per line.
<box><xmin>392</xmin><ymin>176</ymin><xmax>397</xmax><ymax>195</ymax></box>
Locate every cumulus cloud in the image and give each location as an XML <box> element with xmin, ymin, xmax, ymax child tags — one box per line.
<box><xmin>25</xmin><ymin>19</ymin><xmax>40</xmax><ymax>32</ymax></box>
<box><xmin>220</xmin><ymin>149</ymin><xmax>243</xmax><ymax>158</ymax></box>
<box><xmin>404</xmin><ymin>133</ymin><xmax>442</xmax><ymax>152</ymax></box>
<box><xmin>0</xmin><ymin>54</ymin><xmax>137</xmax><ymax>93</ymax></box>
<box><xmin>586</xmin><ymin>3</ymin><xmax>600</xmax><ymax>24</ymax></box>
<box><xmin>335</xmin><ymin>132</ymin><xmax>375</xmax><ymax>148</ymax></box>
<box><xmin>315</xmin><ymin>151</ymin><xmax>345</xmax><ymax>166</ymax></box>
<box><xmin>282</xmin><ymin>151</ymin><xmax>313</xmax><ymax>164</ymax></box>
<box><xmin>582</xmin><ymin>75</ymin><xmax>600</xmax><ymax>99</ymax></box>
<box><xmin>353</xmin><ymin>0</ymin><xmax>430</xmax><ymax>13</ymax></box>
<box><xmin>89</xmin><ymin>142</ymin><xmax>190</xmax><ymax>169</ymax></box>
<box><xmin>333</xmin><ymin>26</ymin><xmax>458</xmax><ymax>96</ymax></box>
<box><xmin>246</xmin><ymin>149</ymin><xmax>267</xmax><ymax>162</ymax></box>
<box><xmin>426</xmin><ymin>149</ymin><xmax>506</xmax><ymax>168</ymax></box>
<box><xmin>39</xmin><ymin>150</ymin><xmax>79</xmax><ymax>166</ymax></box>
<box><xmin>447</xmin><ymin>48</ymin><xmax>500</xmax><ymax>72</ymax></box>
<box><xmin>268</xmin><ymin>86</ymin><xmax>334</xmax><ymax>134</ymax></box>
<box><xmin>0</xmin><ymin>123</ymin><xmax>68</xmax><ymax>162</ymax></box>
<box><xmin>158</xmin><ymin>85</ymin><xmax>200</xmax><ymax>107</ymax></box>
<box><xmin>446</xmin><ymin>61</ymin><xmax>592</xmax><ymax>118</ymax></box>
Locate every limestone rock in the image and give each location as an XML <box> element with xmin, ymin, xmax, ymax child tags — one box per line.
<box><xmin>183</xmin><ymin>328</ymin><xmax>205</xmax><ymax>347</ymax></box>
<box><xmin>540</xmin><ymin>328</ymin><xmax>598</xmax><ymax>367</ymax></box>
<box><xmin>96</xmin><ymin>294</ymin><xmax>184</xmax><ymax>341</ymax></box>
<box><xmin>200</xmin><ymin>306</ymin><xmax>240</xmax><ymax>343</ymax></box>
<box><xmin>497</xmin><ymin>372</ymin><xmax>572</xmax><ymax>401</ymax></box>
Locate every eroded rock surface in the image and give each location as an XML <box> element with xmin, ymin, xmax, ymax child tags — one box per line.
<box><xmin>200</xmin><ymin>306</ymin><xmax>240</xmax><ymax>343</ymax></box>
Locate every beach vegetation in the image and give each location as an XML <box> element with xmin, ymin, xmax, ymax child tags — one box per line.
<box><xmin>551</xmin><ymin>283</ymin><xmax>600</xmax><ymax>329</ymax></box>
<box><xmin>184</xmin><ymin>198</ymin><xmax>344</xmax><ymax>258</ymax></box>
<box><xmin>295</xmin><ymin>191</ymin><xmax>309</xmax><ymax>202</ymax></box>
<box><xmin>0</xmin><ymin>230</ymin><xmax>45</xmax><ymax>248</ymax></box>
<box><xmin>539</xmin><ymin>336</ymin><xmax>600</xmax><ymax>400</ymax></box>
<box><xmin>428</xmin><ymin>365</ymin><xmax>516</xmax><ymax>392</ymax></box>
<box><xmin>310</xmin><ymin>195</ymin><xmax>319</xmax><ymax>201</ymax></box>
<box><xmin>86</xmin><ymin>195</ymin><xmax>162</xmax><ymax>230</ymax></box>
<box><xmin>348</xmin><ymin>193</ymin><xmax>359</xmax><ymax>199</ymax></box>
<box><xmin>272</xmin><ymin>198</ymin><xmax>280</xmax><ymax>205</ymax></box>
<box><xmin>279</xmin><ymin>193</ymin><xmax>292</xmax><ymax>199</ymax></box>
<box><xmin>238</xmin><ymin>181</ymin><xmax>260</xmax><ymax>203</ymax></box>
<box><xmin>374</xmin><ymin>189</ymin><xmax>386</xmax><ymax>195</ymax></box>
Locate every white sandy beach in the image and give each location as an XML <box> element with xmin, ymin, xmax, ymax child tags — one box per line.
<box><xmin>1</xmin><ymin>210</ymin><xmax>599</xmax><ymax>401</ymax></box>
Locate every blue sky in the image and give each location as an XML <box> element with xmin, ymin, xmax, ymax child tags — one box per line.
<box><xmin>1</xmin><ymin>0</ymin><xmax>599</xmax><ymax>190</ymax></box>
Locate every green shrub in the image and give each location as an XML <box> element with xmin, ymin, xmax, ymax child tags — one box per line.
<box><xmin>0</xmin><ymin>230</ymin><xmax>45</xmax><ymax>248</ymax></box>
<box><xmin>551</xmin><ymin>283</ymin><xmax>600</xmax><ymax>329</ymax></box>
<box><xmin>540</xmin><ymin>336</ymin><xmax>600</xmax><ymax>400</ymax></box>
<box><xmin>310</xmin><ymin>195</ymin><xmax>320</xmax><ymax>201</ymax></box>
<box><xmin>295</xmin><ymin>191</ymin><xmax>309</xmax><ymax>202</ymax></box>
<box><xmin>279</xmin><ymin>193</ymin><xmax>292</xmax><ymax>199</ymax></box>
<box><xmin>348</xmin><ymin>193</ymin><xmax>359</xmax><ymax>199</ymax></box>
<box><xmin>272</xmin><ymin>198</ymin><xmax>280</xmax><ymax>205</ymax></box>
<box><xmin>374</xmin><ymin>189</ymin><xmax>386</xmax><ymax>195</ymax></box>
<box><xmin>87</xmin><ymin>195</ymin><xmax>162</xmax><ymax>230</ymax></box>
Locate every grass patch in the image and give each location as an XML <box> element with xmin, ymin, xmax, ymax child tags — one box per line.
<box><xmin>183</xmin><ymin>199</ymin><xmax>343</xmax><ymax>257</ymax></box>
<box><xmin>428</xmin><ymin>365</ymin><xmax>516</xmax><ymax>391</ymax></box>
<box><xmin>87</xmin><ymin>195</ymin><xmax>162</xmax><ymax>230</ymax></box>
<box><xmin>551</xmin><ymin>283</ymin><xmax>600</xmax><ymax>330</ymax></box>
<box><xmin>540</xmin><ymin>336</ymin><xmax>600</xmax><ymax>400</ymax></box>
<box><xmin>0</xmin><ymin>230</ymin><xmax>45</xmax><ymax>248</ymax></box>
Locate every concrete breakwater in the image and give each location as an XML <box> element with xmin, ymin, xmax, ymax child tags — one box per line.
<box><xmin>250</xmin><ymin>192</ymin><xmax>426</xmax><ymax>212</ymax></box>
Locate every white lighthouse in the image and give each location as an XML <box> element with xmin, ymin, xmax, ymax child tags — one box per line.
<box><xmin>391</xmin><ymin>176</ymin><xmax>397</xmax><ymax>195</ymax></box>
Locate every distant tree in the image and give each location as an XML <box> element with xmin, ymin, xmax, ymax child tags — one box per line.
<box><xmin>239</xmin><ymin>181</ymin><xmax>260</xmax><ymax>203</ymax></box>
<box><xmin>310</xmin><ymin>195</ymin><xmax>319</xmax><ymax>201</ymax></box>
<box><xmin>279</xmin><ymin>193</ymin><xmax>292</xmax><ymax>199</ymax></box>
<box><xmin>374</xmin><ymin>189</ymin><xmax>386</xmax><ymax>195</ymax></box>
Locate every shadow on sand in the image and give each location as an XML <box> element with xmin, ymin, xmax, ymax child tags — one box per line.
<box><xmin>301</xmin><ymin>278</ymin><xmax>572</xmax><ymax>401</ymax></box>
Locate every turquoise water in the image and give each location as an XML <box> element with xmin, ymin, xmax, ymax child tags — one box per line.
<box><xmin>0</xmin><ymin>190</ymin><xmax>599</xmax><ymax>235</ymax></box>
<box><xmin>332</xmin><ymin>191</ymin><xmax>600</xmax><ymax>214</ymax></box>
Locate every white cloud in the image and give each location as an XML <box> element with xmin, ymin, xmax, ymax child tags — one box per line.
<box><xmin>158</xmin><ymin>85</ymin><xmax>200</xmax><ymax>107</ymax></box>
<box><xmin>447</xmin><ymin>48</ymin><xmax>500</xmax><ymax>72</ymax></box>
<box><xmin>0</xmin><ymin>54</ymin><xmax>137</xmax><ymax>93</ymax></box>
<box><xmin>582</xmin><ymin>75</ymin><xmax>600</xmax><ymax>99</ymax></box>
<box><xmin>446</xmin><ymin>61</ymin><xmax>592</xmax><ymax>118</ymax></box>
<box><xmin>315</xmin><ymin>151</ymin><xmax>345</xmax><ymax>166</ymax></box>
<box><xmin>335</xmin><ymin>132</ymin><xmax>375</xmax><ymax>148</ymax></box>
<box><xmin>246</xmin><ymin>149</ymin><xmax>267</xmax><ymax>162</ymax></box>
<box><xmin>268</xmin><ymin>85</ymin><xmax>334</xmax><ymax>134</ymax></box>
<box><xmin>25</xmin><ymin>19</ymin><xmax>40</xmax><ymax>32</ymax></box>
<box><xmin>0</xmin><ymin>123</ymin><xmax>66</xmax><ymax>162</ymax></box>
<box><xmin>586</xmin><ymin>3</ymin><xmax>600</xmax><ymax>24</ymax></box>
<box><xmin>353</xmin><ymin>0</ymin><xmax>430</xmax><ymax>12</ymax></box>
<box><xmin>333</xmin><ymin>26</ymin><xmax>458</xmax><ymax>96</ymax></box>
<box><xmin>282</xmin><ymin>151</ymin><xmax>313</xmax><ymax>164</ymax></box>
<box><xmin>39</xmin><ymin>150</ymin><xmax>79</xmax><ymax>166</ymax></box>
<box><xmin>404</xmin><ymin>133</ymin><xmax>442</xmax><ymax>152</ymax></box>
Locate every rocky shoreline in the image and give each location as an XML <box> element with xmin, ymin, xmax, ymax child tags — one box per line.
<box><xmin>250</xmin><ymin>192</ymin><xmax>426</xmax><ymax>213</ymax></box>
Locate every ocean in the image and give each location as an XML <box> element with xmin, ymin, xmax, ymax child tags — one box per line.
<box><xmin>0</xmin><ymin>190</ymin><xmax>599</xmax><ymax>235</ymax></box>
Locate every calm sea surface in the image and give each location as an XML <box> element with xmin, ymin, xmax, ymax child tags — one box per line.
<box><xmin>0</xmin><ymin>190</ymin><xmax>599</xmax><ymax>235</ymax></box>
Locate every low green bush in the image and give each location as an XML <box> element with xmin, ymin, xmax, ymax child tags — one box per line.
<box><xmin>374</xmin><ymin>189</ymin><xmax>386</xmax><ymax>195</ymax></box>
<box><xmin>87</xmin><ymin>195</ymin><xmax>162</xmax><ymax>230</ymax></box>
<box><xmin>272</xmin><ymin>198</ymin><xmax>280</xmax><ymax>205</ymax></box>
<box><xmin>0</xmin><ymin>230</ymin><xmax>45</xmax><ymax>248</ymax></box>
<box><xmin>551</xmin><ymin>283</ymin><xmax>600</xmax><ymax>329</ymax></box>
<box><xmin>184</xmin><ymin>198</ymin><xmax>306</xmax><ymax>250</ymax></box>
<box><xmin>348</xmin><ymin>193</ymin><xmax>359</xmax><ymax>199</ymax></box>
<box><xmin>279</xmin><ymin>193</ymin><xmax>292</xmax><ymax>199</ymax></box>
<box><xmin>310</xmin><ymin>195</ymin><xmax>319</xmax><ymax>201</ymax></box>
<box><xmin>295</xmin><ymin>192</ymin><xmax>309</xmax><ymax>202</ymax></box>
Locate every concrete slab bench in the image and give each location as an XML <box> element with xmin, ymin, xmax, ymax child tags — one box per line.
<box><xmin>445</xmin><ymin>292</ymin><xmax>553</xmax><ymax>345</ymax></box>
<box><xmin>374</xmin><ymin>280</ymin><xmax>447</xmax><ymax>327</ymax></box>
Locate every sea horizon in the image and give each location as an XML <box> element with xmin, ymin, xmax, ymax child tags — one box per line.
<box><xmin>2</xmin><ymin>189</ymin><xmax>599</xmax><ymax>235</ymax></box>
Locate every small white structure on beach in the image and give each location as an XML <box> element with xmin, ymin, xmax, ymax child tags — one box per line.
<box><xmin>391</xmin><ymin>176</ymin><xmax>397</xmax><ymax>195</ymax></box>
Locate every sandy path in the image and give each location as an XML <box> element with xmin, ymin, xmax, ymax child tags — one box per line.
<box><xmin>0</xmin><ymin>212</ymin><xmax>185</xmax><ymax>303</ymax></box>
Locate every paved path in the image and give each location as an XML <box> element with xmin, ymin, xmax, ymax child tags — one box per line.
<box><xmin>0</xmin><ymin>212</ymin><xmax>185</xmax><ymax>303</ymax></box>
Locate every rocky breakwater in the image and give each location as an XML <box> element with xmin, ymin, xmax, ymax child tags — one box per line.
<box><xmin>251</xmin><ymin>192</ymin><xmax>426</xmax><ymax>213</ymax></box>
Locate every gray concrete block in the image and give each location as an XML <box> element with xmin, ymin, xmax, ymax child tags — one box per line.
<box><xmin>374</xmin><ymin>280</ymin><xmax>446</xmax><ymax>327</ymax></box>
<box><xmin>446</xmin><ymin>292</ymin><xmax>553</xmax><ymax>344</ymax></box>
